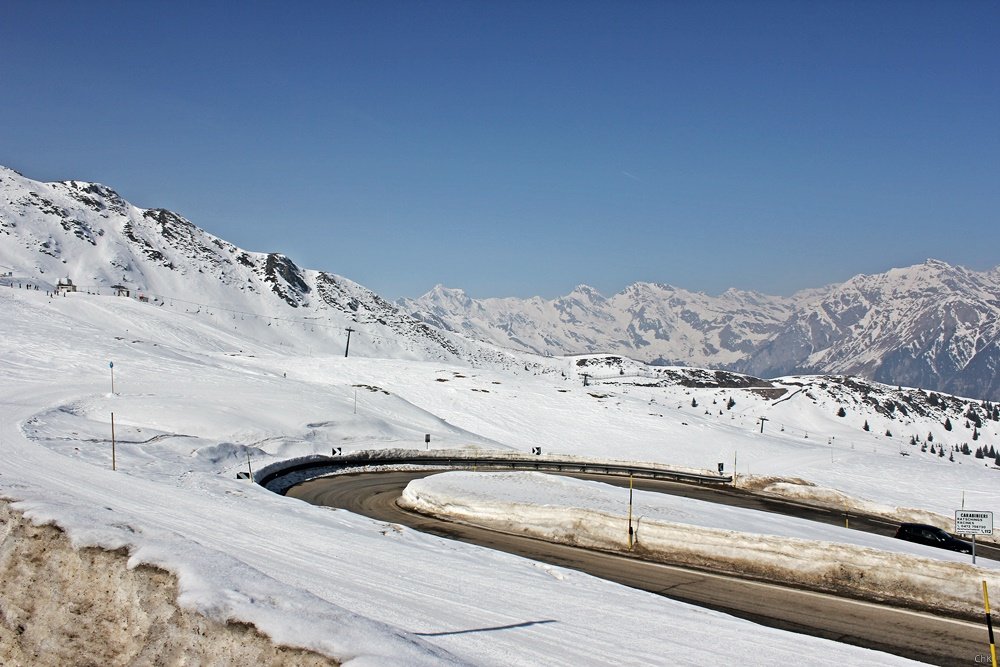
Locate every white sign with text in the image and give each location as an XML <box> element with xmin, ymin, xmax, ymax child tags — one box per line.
<box><xmin>955</xmin><ymin>510</ymin><xmax>993</xmax><ymax>535</ymax></box>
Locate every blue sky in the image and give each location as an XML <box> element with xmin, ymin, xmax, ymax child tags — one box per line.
<box><xmin>2</xmin><ymin>1</ymin><xmax>997</xmax><ymax>299</ymax></box>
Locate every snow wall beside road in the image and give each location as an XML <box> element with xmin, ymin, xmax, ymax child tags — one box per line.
<box><xmin>0</xmin><ymin>501</ymin><xmax>337</xmax><ymax>667</ymax></box>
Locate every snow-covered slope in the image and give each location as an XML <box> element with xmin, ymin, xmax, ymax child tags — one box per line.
<box><xmin>0</xmin><ymin>165</ymin><xmax>519</xmax><ymax>369</ymax></box>
<box><xmin>5</xmin><ymin>285</ymin><xmax>959</xmax><ymax>665</ymax></box>
<box><xmin>399</xmin><ymin>261</ymin><xmax>1000</xmax><ymax>400</ymax></box>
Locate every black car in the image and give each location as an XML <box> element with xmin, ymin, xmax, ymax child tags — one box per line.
<box><xmin>894</xmin><ymin>523</ymin><xmax>973</xmax><ymax>554</ymax></box>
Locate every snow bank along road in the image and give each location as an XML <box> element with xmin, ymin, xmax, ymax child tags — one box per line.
<box><xmin>287</xmin><ymin>470</ymin><xmax>990</xmax><ymax>667</ymax></box>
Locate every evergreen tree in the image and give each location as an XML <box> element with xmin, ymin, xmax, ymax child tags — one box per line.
<box><xmin>944</xmin><ymin>417</ymin><xmax>952</xmax><ymax>431</ymax></box>
<box><xmin>938</xmin><ymin>446</ymin><xmax>945</xmax><ymax>458</ymax></box>
<box><xmin>975</xmin><ymin>447</ymin><xmax>984</xmax><ymax>459</ymax></box>
<box><xmin>727</xmin><ymin>397</ymin><xmax>735</xmax><ymax>410</ymax></box>
<box><xmin>885</xmin><ymin>429</ymin><xmax>892</xmax><ymax>437</ymax></box>
<box><xmin>691</xmin><ymin>397</ymin><xmax>698</xmax><ymax>408</ymax></box>
<box><xmin>927</xmin><ymin>432</ymin><xmax>934</xmax><ymax>442</ymax></box>
<box><xmin>949</xmin><ymin>451</ymin><xmax>954</xmax><ymax>462</ymax></box>
<box><xmin>973</xmin><ymin>428</ymin><xmax>980</xmax><ymax>441</ymax></box>
<box><xmin>863</xmin><ymin>420</ymin><xmax>870</xmax><ymax>432</ymax></box>
<box><xmin>962</xmin><ymin>443</ymin><xmax>972</xmax><ymax>455</ymax></box>
<box><xmin>929</xmin><ymin>444</ymin><xmax>935</xmax><ymax>454</ymax></box>
<box><xmin>837</xmin><ymin>406</ymin><xmax>847</xmax><ymax>417</ymax></box>
<box><xmin>909</xmin><ymin>435</ymin><xmax>916</xmax><ymax>446</ymax></box>
<box><xmin>921</xmin><ymin>443</ymin><xmax>928</xmax><ymax>452</ymax></box>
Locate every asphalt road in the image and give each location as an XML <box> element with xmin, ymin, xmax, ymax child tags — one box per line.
<box><xmin>288</xmin><ymin>470</ymin><xmax>994</xmax><ymax>666</ymax></box>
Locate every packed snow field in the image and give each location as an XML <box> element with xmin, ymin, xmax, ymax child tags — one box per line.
<box><xmin>2</xmin><ymin>285</ymin><xmax>998</xmax><ymax>665</ymax></box>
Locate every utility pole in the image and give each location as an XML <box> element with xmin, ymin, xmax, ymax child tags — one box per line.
<box><xmin>344</xmin><ymin>327</ymin><xmax>355</xmax><ymax>358</ymax></box>
<box><xmin>758</xmin><ymin>416</ymin><xmax>769</xmax><ymax>433</ymax></box>
<box><xmin>582</xmin><ymin>373</ymin><xmax>591</xmax><ymax>387</ymax></box>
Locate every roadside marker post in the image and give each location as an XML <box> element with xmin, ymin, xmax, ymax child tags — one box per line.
<box><xmin>627</xmin><ymin>474</ymin><xmax>634</xmax><ymax>550</ymax></box>
<box><xmin>110</xmin><ymin>412</ymin><xmax>116</xmax><ymax>471</ymax></box>
<box><xmin>984</xmin><ymin>581</ymin><xmax>997</xmax><ymax>667</ymax></box>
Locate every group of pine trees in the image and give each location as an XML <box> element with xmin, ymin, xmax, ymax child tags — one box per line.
<box><xmin>904</xmin><ymin>431</ymin><xmax>998</xmax><ymax>464</ymax></box>
<box><xmin>836</xmin><ymin>400</ymin><xmax>998</xmax><ymax>466</ymax></box>
<box><xmin>974</xmin><ymin>444</ymin><xmax>1000</xmax><ymax>463</ymax></box>
<box><xmin>904</xmin><ymin>436</ymin><xmax>1000</xmax><ymax>464</ymax></box>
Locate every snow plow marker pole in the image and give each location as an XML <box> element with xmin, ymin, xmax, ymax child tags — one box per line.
<box><xmin>111</xmin><ymin>412</ymin><xmax>116</xmax><ymax>471</ymax></box>
<box><xmin>985</xmin><ymin>580</ymin><xmax>997</xmax><ymax>667</ymax></box>
<box><xmin>626</xmin><ymin>475</ymin><xmax>633</xmax><ymax>550</ymax></box>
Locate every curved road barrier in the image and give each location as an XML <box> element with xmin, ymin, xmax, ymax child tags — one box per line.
<box><xmin>257</xmin><ymin>449</ymin><xmax>732</xmax><ymax>494</ymax></box>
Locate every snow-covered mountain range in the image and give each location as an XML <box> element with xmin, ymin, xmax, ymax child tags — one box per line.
<box><xmin>399</xmin><ymin>262</ymin><xmax>1000</xmax><ymax>400</ymax></box>
<box><xmin>4</xmin><ymin>164</ymin><xmax>998</xmax><ymax>401</ymax></box>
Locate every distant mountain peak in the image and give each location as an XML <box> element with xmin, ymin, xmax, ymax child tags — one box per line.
<box><xmin>567</xmin><ymin>284</ymin><xmax>606</xmax><ymax>301</ymax></box>
<box><xmin>425</xmin><ymin>283</ymin><xmax>467</xmax><ymax>297</ymax></box>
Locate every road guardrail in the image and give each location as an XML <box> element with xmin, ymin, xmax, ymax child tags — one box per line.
<box><xmin>257</xmin><ymin>450</ymin><xmax>733</xmax><ymax>494</ymax></box>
